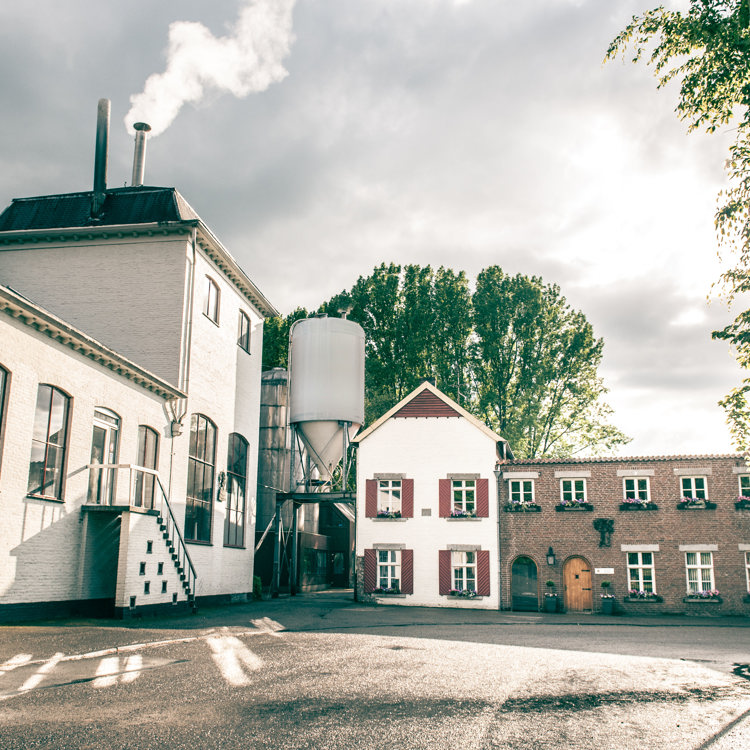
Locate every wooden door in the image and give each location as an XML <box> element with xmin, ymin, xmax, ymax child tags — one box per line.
<box><xmin>563</xmin><ymin>556</ymin><xmax>592</xmax><ymax>611</ymax></box>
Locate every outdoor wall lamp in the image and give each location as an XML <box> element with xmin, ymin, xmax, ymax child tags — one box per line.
<box><xmin>546</xmin><ymin>547</ymin><xmax>556</xmax><ymax>566</ymax></box>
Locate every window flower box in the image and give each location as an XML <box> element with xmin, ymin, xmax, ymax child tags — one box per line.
<box><xmin>624</xmin><ymin>590</ymin><xmax>663</xmax><ymax>602</ymax></box>
<box><xmin>735</xmin><ymin>496</ymin><xmax>750</xmax><ymax>510</ymax></box>
<box><xmin>449</xmin><ymin>509</ymin><xmax>477</xmax><ymax>519</ymax></box>
<box><xmin>676</xmin><ymin>498</ymin><xmax>716</xmax><ymax>510</ymax></box>
<box><xmin>373</xmin><ymin>586</ymin><xmax>402</xmax><ymax>596</ymax></box>
<box><xmin>555</xmin><ymin>501</ymin><xmax>593</xmax><ymax>511</ymax></box>
<box><xmin>376</xmin><ymin>510</ymin><xmax>402</xmax><ymax>519</ymax></box>
<box><xmin>504</xmin><ymin>502</ymin><xmax>541</xmax><ymax>513</ymax></box>
<box><xmin>448</xmin><ymin>588</ymin><xmax>480</xmax><ymax>599</ymax></box>
<box><xmin>683</xmin><ymin>590</ymin><xmax>721</xmax><ymax>603</ymax></box>
<box><xmin>619</xmin><ymin>500</ymin><xmax>658</xmax><ymax>511</ymax></box>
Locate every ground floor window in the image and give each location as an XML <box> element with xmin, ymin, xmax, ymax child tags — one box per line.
<box><xmin>745</xmin><ymin>552</ymin><xmax>750</xmax><ymax>593</ymax></box>
<box><xmin>452</xmin><ymin>550</ymin><xmax>476</xmax><ymax>592</ymax></box>
<box><xmin>378</xmin><ymin>550</ymin><xmax>400</xmax><ymax>592</ymax></box>
<box><xmin>627</xmin><ymin>551</ymin><xmax>655</xmax><ymax>593</ymax></box>
<box><xmin>685</xmin><ymin>551</ymin><xmax>714</xmax><ymax>594</ymax></box>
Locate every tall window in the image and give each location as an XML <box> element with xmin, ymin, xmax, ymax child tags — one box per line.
<box><xmin>185</xmin><ymin>414</ymin><xmax>216</xmax><ymax>543</ymax></box>
<box><xmin>134</xmin><ymin>425</ymin><xmax>159</xmax><ymax>509</ymax></box>
<box><xmin>224</xmin><ymin>433</ymin><xmax>248</xmax><ymax>547</ymax></box>
<box><xmin>681</xmin><ymin>476</ymin><xmax>707</xmax><ymax>500</ymax></box>
<box><xmin>87</xmin><ymin>408</ymin><xmax>120</xmax><ymax>504</ymax></box>
<box><xmin>238</xmin><ymin>311</ymin><xmax>251</xmax><ymax>353</ymax></box>
<box><xmin>561</xmin><ymin>478</ymin><xmax>586</xmax><ymax>503</ymax></box>
<box><xmin>452</xmin><ymin>550</ymin><xmax>476</xmax><ymax>592</ymax></box>
<box><xmin>378</xmin><ymin>550</ymin><xmax>400</xmax><ymax>592</ymax></box>
<box><xmin>378</xmin><ymin>479</ymin><xmax>401</xmax><ymax>515</ymax></box>
<box><xmin>509</xmin><ymin>479</ymin><xmax>534</xmax><ymax>504</ymax></box>
<box><xmin>27</xmin><ymin>385</ymin><xmax>70</xmax><ymax>500</ymax></box>
<box><xmin>624</xmin><ymin>477</ymin><xmax>650</xmax><ymax>501</ymax></box>
<box><xmin>627</xmin><ymin>552</ymin><xmax>655</xmax><ymax>593</ymax></box>
<box><xmin>685</xmin><ymin>551</ymin><xmax>714</xmax><ymax>594</ymax></box>
<box><xmin>0</xmin><ymin>366</ymin><xmax>8</xmax><ymax>473</ymax></box>
<box><xmin>204</xmin><ymin>276</ymin><xmax>220</xmax><ymax>323</ymax></box>
<box><xmin>739</xmin><ymin>475</ymin><xmax>750</xmax><ymax>498</ymax></box>
<box><xmin>452</xmin><ymin>479</ymin><xmax>476</xmax><ymax>514</ymax></box>
<box><xmin>745</xmin><ymin>552</ymin><xmax>750</xmax><ymax>593</ymax></box>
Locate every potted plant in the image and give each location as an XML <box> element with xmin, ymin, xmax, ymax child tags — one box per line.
<box><xmin>544</xmin><ymin>579</ymin><xmax>558</xmax><ymax>613</ymax></box>
<box><xmin>600</xmin><ymin>580</ymin><xmax>615</xmax><ymax>614</ymax></box>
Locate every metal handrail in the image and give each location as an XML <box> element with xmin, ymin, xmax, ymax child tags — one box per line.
<box><xmin>86</xmin><ymin>463</ymin><xmax>197</xmax><ymax>601</ymax></box>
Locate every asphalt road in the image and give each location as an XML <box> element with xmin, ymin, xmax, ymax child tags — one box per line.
<box><xmin>1</xmin><ymin>591</ymin><xmax>749</xmax><ymax>749</ymax></box>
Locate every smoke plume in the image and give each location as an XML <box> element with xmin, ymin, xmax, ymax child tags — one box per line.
<box><xmin>124</xmin><ymin>0</ymin><xmax>296</xmax><ymax>137</ymax></box>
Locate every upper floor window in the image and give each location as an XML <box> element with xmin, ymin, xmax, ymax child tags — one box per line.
<box><xmin>378</xmin><ymin>479</ymin><xmax>402</xmax><ymax>516</ymax></box>
<box><xmin>204</xmin><ymin>276</ymin><xmax>220</xmax><ymax>324</ymax></box>
<box><xmin>0</xmin><ymin>366</ymin><xmax>8</xmax><ymax>474</ymax></box>
<box><xmin>134</xmin><ymin>425</ymin><xmax>159</xmax><ymax>509</ymax></box>
<box><xmin>624</xmin><ymin>477</ymin><xmax>650</xmax><ymax>502</ymax></box>
<box><xmin>27</xmin><ymin>385</ymin><xmax>70</xmax><ymax>500</ymax></box>
<box><xmin>224</xmin><ymin>433</ymin><xmax>248</xmax><ymax>548</ymax></box>
<box><xmin>238</xmin><ymin>311</ymin><xmax>251</xmax><ymax>353</ymax></box>
<box><xmin>452</xmin><ymin>479</ymin><xmax>476</xmax><ymax>515</ymax></box>
<box><xmin>561</xmin><ymin>478</ymin><xmax>586</xmax><ymax>504</ymax></box>
<box><xmin>185</xmin><ymin>414</ymin><xmax>216</xmax><ymax>543</ymax></box>
<box><xmin>509</xmin><ymin>479</ymin><xmax>534</xmax><ymax>504</ymax></box>
<box><xmin>681</xmin><ymin>476</ymin><xmax>707</xmax><ymax>501</ymax></box>
<box><xmin>739</xmin><ymin>475</ymin><xmax>750</xmax><ymax>498</ymax></box>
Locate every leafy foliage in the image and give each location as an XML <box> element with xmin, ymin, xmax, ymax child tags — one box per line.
<box><xmin>607</xmin><ymin>0</ymin><xmax>750</xmax><ymax>449</ymax></box>
<box><xmin>264</xmin><ymin>264</ymin><xmax>628</xmax><ymax>458</ymax></box>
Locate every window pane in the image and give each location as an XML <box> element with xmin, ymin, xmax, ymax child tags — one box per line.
<box><xmin>32</xmin><ymin>387</ymin><xmax>51</xmax><ymax>444</ymax></box>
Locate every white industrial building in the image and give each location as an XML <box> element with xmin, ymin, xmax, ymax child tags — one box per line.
<box><xmin>0</xmin><ymin>102</ymin><xmax>277</xmax><ymax>620</ymax></box>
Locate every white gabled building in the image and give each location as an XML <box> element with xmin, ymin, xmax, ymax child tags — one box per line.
<box><xmin>0</xmin><ymin>168</ymin><xmax>277</xmax><ymax>619</ymax></box>
<box><xmin>354</xmin><ymin>381</ymin><xmax>511</xmax><ymax>609</ymax></box>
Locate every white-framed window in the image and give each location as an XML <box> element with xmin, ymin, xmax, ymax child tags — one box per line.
<box><xmin>627</xmin><ymin>551</ymin><xmax>655</xmax><ymax>593</ymax></box>
<box><xmin>624</xmin><ymin>477</ymin><xmax>650</xmax><ymax>501</ymax></box>
<box><xmin>0</xmin><ymin>365</ymin><xmax>8</xmax><ymax>476</ymax></box>
<box><xmin>238</xmin><ymin>311</ymin><xmax>251</xmax><ymax>353</ymax></box>
<box><xmin>452</xmin><ymin>479</ymin><xmax>476</xmax><ymax>514</ymax></box>
<box><xmin>681</xmin><ymin>476</ymin><xmax>707</xmax><ymax>500</ymax></box>
<box><xmin>685</xmin><ymin>551</ymin><xmax>714</xmax><ymax>594</ymax></box>
<box><xmin>378</xmin><ymin>550</ymin><xmax>400</xmax><ymax>591</ymax></box>
<box><xmin>27</xmin><ymin>384</ymin><xmax>71</xmax><ymax>500</ymax></box>
<box><xmin>204</xmin><ymin>276</ymin><xmax>220</xmax><ymax>323</ymax></box>
<box><xmin>561</xmin><ymin>478</ymin><xmax>586</xmax><ymax>503</ymax></box>
<box><xmin>378</xmin><ymin>479</ymin><xmax>401</xmax><ymax>514</ymax></box>
<box><xmin>452</xmin><ymin>550</ymin><xmax>476</xmax><ymax>592</ymax></box>
<box><xmin>739</xmin><ymin>475</ymin><xmax>750</xmax><ymax>498</ymax></box>
<box><xmin>87</xmin><ymin>407</ymin><xmax>121</xmax><ymax>505</ymax></box>
<box><xmin>509</xmin><ymin>479</ymin><xmax>534</xmax><ymax>504</ymax></box>
<box><xmin>745</xmin><ymin>551</ymin><xmax>750</xmax><ymax>593</ymax></box>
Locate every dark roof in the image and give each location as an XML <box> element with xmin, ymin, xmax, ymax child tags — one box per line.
<box><xmin>504</xmin><ymin>454</ymin><xmax>746</xmax><ymax>466</ymax></box>
<box><xmin>0</xmin><ymin>187</ymin><xmax>199</xmax><ymax>231</ymax></box>
<box><xmin>393</xmin><ymin>389</ymin><xmax>460</xmax><ymax>418</ymax></box>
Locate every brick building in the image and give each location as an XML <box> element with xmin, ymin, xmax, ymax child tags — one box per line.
<box><xmin>356</xmin><ymin>381</ymin><xmax>750</xmax><ymax>616</ymax></box>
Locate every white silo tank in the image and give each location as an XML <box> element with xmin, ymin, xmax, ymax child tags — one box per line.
<box><xmin>289</xmin><ymin>316</ymin><xmax>365</xmax><ymax>480</ymax></box>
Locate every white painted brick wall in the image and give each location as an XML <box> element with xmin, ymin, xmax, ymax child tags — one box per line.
<box><xmin>357</xmin><ymin>416</ymin><xmax>500</xmax><ymax>609</ymax></box>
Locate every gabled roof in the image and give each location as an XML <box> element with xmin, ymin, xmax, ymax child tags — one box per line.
<box><xmin>353</xmin><ymin>380</ymin><xmax>513</xmax><ymax>458</ymax></box>
<box><xmin>0</xmin><ymin>187</ymin><xmax>279</xmax><ymax>318</ymax></box>
<box><xmin>0</xmin><ymin>284</ymin><xmax>185</xmax><ymax>401</ymax></box>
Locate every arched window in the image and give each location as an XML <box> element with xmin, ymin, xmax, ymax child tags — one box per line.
<box><xmin>204</xmin><ymin>276</ymin><xmax>220</xmax><ymax>324</ymax></box>
<box><xmin>224</xmin><ymin>433</ymin><xmax>248</xmax><ymax>547</ymax></box>
<box><xmin>27</xmin><ymin>384</ymin><xmax>70</xmax><ymax>500</ymax></box>
<box><xmin>134</xmin><ymin>425</ymin><xmax>159</xmax><ymax>509</ymax></box>
<box><xmin>238</xmin><ymin>310</ymin><xmax>251</xmax><ymax>353</ymax></box>
<box><xmin>185</xmin><ymin>414</ymin><xmax>216</xmax><ymax>542</ymax></box>
<box><xmin>0</xmin><ymin>365</ymin><xmax>8</xmax><ymax>474</ymax></box>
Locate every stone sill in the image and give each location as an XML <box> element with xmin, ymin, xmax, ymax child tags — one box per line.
<box><xmin>504</xmin><ymin>505</ymin><xmax>541</xmax><ymax>513</ymax></box>
<box><xmin>373</xmin><ymin>593</ymin><xmax>407</xmax><ymax>598</ymax></box>
<box><xmin>683</xmin><ymin>596</ymin><xmax>722</xmax><ymax>603</ymax></box>
<box><xmin>446</xmin><ymin>517</ymin><xmax>482</xmax><ymax>522</ymax></box>
<box><xmin>623</xmin><ymin>596</ymin><xmax>663</xmax><ymax>603</ymax></box>
<box><xmin>445</xmin><ymin>595</ymin><xmax>485</xmax><ymax>600</ymax></box>
<box><xmin>371</xmin><ymin>517</ymin><xmax>408</xmax><ymax>522</ymax></box>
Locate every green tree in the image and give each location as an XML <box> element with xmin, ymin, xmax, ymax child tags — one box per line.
<box><xmin>261</xmin><ymin>307</ymin><xmax>309</xmax><ymax>370</ymax></box>
<box><xmin>471</xmin><ymin>267</ymin><xmax>629</xmax><ymax>458</ymax></box>
<box><xmin>606</xmin><ymin>0</ymin><xmax>750</xmax><ymax>449</ymax></box>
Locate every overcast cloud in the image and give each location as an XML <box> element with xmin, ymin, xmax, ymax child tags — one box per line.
<box><xmin>0</xmin><ymin>0</ymin><xmax>743</xmax><ymax>456</ymax></box>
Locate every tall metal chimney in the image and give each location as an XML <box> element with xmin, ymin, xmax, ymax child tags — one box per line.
<box><xmin>131</xmin><ymin>122</ymin><xmax>151</xmax><ymax>187</ymax></box>
<box><xmin>91</xmin><ymin>98</ymin><xmax>110</xmax><ymax>217</ymax></box>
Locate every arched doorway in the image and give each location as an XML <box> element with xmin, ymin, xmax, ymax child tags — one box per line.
<box><xmin>563</xmin><ymin>556</ymin><xmax>592</xmax><ymax>611</ymax></box>
<box><xmin>511</xmin><ymin>556</ymin><xmax>538</xmax><ymax>611</ymax></box>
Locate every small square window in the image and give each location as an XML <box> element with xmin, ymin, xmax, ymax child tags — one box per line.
<box><xmin>623</xmin><ymin>477</ymin><xmax>650</xmax><ymax>502</ymax></box>
<box><xmin>681</xmin><ymin>476</ymin><xmax>707</xmax><ymax>500</ymax></box>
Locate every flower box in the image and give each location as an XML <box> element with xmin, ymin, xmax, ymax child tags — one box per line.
<box><xmin>448</xmin><ymin>589</ymin><xmax>480</xmax><ymax>599</ymax></box>
<box><xmin>624</xmin><ymin>591</ymin><xmax>663</xmax><ymax>603</ymax></box>
<box><xmin>676</xmin><ymin>499</ymin><xmax>716</xmax><ymax>510</ymax></box>
<box><xmin>504</xmin><ymin>503</ymin><xmax>541</xmax><ymax>513</ymax></box>
<box><xmin>373</xmin><ymin>586</ymin><xmax>401</xmax><ymax>595</ymax></box>
<box><xmin>735</xmin><ymin>496</ymin><xmax>750</xmax><ymax>510</ymax></box>
<box><xmin>555</xmin><ymin>502</ymin><xmax>593</xmax><ymax>512</ymax></box>
<box><xmin>683</xmin><ymin>590</ymin><xmax>721</xmax><ymax>603</ymax></box>
<box><xmin>619</xmin><ymin>501</ymin><xmax>658</xmax><ymax>511</ymax></box>
<box><xmin>376</xmin><ymin>510</ymin><xmax>402</xmax><ymax>519</ymax></box>
<box><xmin>449</xmin><ymin>509</ymin><xmax>477</xmax><ymax>519</ymax></box>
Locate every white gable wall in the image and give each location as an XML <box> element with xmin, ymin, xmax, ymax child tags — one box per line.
<box><xmin>357</xmin><ymin>415</ymin><xmax>499</xmax><ymax>609</ymax></box>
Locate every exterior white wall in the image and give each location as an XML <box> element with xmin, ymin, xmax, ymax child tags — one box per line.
<box><xmin>0</xmin><ymin>313</ymin><xmax>172</xmax><ymax>608</ymax></box>
<box><xmin>166</xmin><ymin>246</ymin><xmax>264</xmax><ymax>600</ymax></box>
<box><xmin>357</xmin><ymin>416</ymin><xmax>500</xmax><ymax>609</ymax></box>
<box><xmin>0</xmin><ymin>236</ymin><xmax>189</xmax><ymax>385</ymax></box>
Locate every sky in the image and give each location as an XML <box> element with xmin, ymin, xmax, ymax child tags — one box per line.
<box><xmin>0</xmin><ymin>0</ymin><xmax>745</xmax><ymax>456</ymax></box>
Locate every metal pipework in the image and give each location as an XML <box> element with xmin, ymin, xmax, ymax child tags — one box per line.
<box><xmin>131</xmin><ymin>122</ymin><xmax>151</xmax><ymax>187</ymax></box>
<box><xmin>91</xmin><ymin>98</ymin><xmax>110</xmax><ymax>216</ymax></box>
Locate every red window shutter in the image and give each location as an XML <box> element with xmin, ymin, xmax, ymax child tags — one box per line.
<box><xmin>365</xmin><ymin>479</ymin><xmax>377</xmax><ymax>518</ymax></box>
<box><xmin>439</xmin><ymin>549</ymin><xmax>451</xmax><ymax>595</ymax></box>
<box><xmin>364</xmin><ymin>549</ymin><xmax>376</xmax><ymax>592</ymax></box>
<box><xmin>476</xmin><ymin>478</ymin><xmax>489</xmax><ymax>517</ymax></box>
<box><xmin>402</xmin><ymin>479</ymin><xmax>414</xmax><ymax>518</ymax></box>
<box><xmin>477</xmin><ymin>549</ymin><xmax>491</xmax><ymax>596</ymax></box>
<box><xmin>439</xmin><ymin>479</ymin><xmax>451</xmax><ymax>517</ymax></box>
<box><xmin>401</xmin><ymin>549</ymin><xmax>414</xmax><ymax>594</ymax></box>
